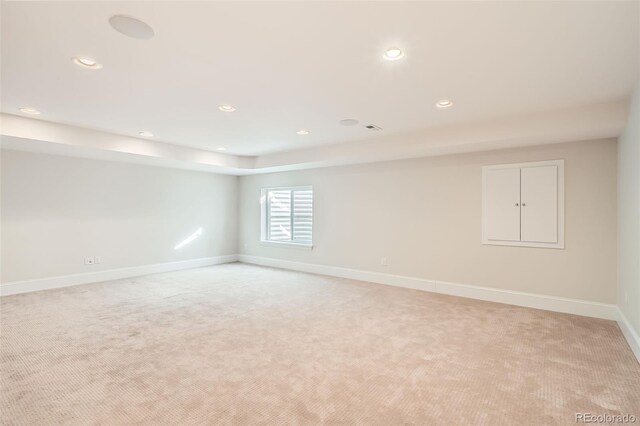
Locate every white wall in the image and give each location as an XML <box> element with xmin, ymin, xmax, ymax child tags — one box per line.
<box><xmin>239</xmin><ymin>139</ymin><xmax>617</xmax><ymax>304</ymax></box>
<box><xmin>1</xmin><ymin>137</ymin><xmax>622</xmax><ymax>309</ymax></box>
<box><xmin>617</xmin><ymin>85</ymin><xmax>640</xmax><ymax>335</ymax></box>
<box><xmin>1</xmin><ymin>150</ymin><xmax>238</xmax><ymax>282</ymax></box>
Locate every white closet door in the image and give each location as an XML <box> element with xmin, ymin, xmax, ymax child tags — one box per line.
<box><xmin>521</xmin><ymin>165</ymin><xmax>558</xmax><ymax>243</ymax></box>
<box><xmin>484</xmin><ymin>168</ymin><xmax>521</xmax><ymax>241</ymax></box>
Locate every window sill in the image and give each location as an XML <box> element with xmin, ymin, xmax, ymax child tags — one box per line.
<box><xmin>260</xmin><ymin>240</ymin><xmax>313</xmax><ymax>250</ymax></box>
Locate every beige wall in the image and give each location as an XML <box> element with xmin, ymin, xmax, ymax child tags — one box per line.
<box><xmin>617</xmin><ymin>85</ymin><xmax>640</xmax><ymax>334</ymax></box>
<box><xmin>1</xmin><ymin>138</ymin><xmax>621</xmax><ymax>307</ymax></box>
<box><xmin>239</xmin><ymin>139</ymin><xmax>617</xmax><ymax>304</ymax></box>
<box><xmin>1</xmin><ymin>150</ymin><xmax>238</xmax><ymax>282</ymax></box>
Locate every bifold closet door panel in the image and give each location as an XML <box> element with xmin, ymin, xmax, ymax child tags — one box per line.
<box><xmin>484</xmin><ymin>168</ymin><xmax>521</xmax><ymax>242</ymax></box>
<box><xmin>520</xmin><ymin>165</ymin><xmax>558</xmax><ymax>243</ymax></box>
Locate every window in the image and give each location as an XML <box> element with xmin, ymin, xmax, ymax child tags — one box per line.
<box><xmin>261</xmin><ymin>186</ymin><xmax>313</xmax><ymax>247</ymax></box>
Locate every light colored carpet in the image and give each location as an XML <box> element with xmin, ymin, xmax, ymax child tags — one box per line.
<box><xmin>1</xmin><ymin>263</ymin><xmax>638</xmax><ymax>425</ymax></box>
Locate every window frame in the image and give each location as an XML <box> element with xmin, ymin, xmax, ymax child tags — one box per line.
<box><xmin>260</xmin><ymin>186</ymin><xmax>313</xmax><ymax>249</ymax></box>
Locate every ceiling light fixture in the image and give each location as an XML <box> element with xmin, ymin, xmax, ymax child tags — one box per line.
<box><xmin>217</xmin><ymin>147</ymin><xmax>226</xmax><ymax>151</ymax></box>
<box><xmin>383</xmin><ymin>47</ymin><xmax>404</xmax><ymax>61</ymax></box>
<box><xmin>72</xmin><ymin>56</ymin><xmax>103</xmax><ymax>69</ymax></box>
<box><xmin>218</xmin><ymin>105</ymin><xmax>236</xmax><ymax>112</ymax></box>
<box><xmin>435</xmin><ymin>99</ymin><xmax>454</xmax><ymax>109</ymax></box>
<box><xmin>296</xmin><ymin>130</ymin><xmax>310</xmax><ymax>135</ymax></box>
<box><xmin>139</xmin><ymin>131</ymin><xmax>154</xmax><ymax>137</ymax></box>
<box><xmin>19</xmin><ymin>107</ymin><xmax>41</xmax><ymax>115</ymax></box>
<box><xmin>109</xmin><ymin>15</ymin><xmax>155</xmax><ymax>39</ymax></box>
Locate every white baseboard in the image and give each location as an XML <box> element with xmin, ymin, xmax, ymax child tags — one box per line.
<box><xmin>434</xmin><ymin>279</ymin><xmax>617</xmax><ymax>320</ymax></box>
<box><xmin>0</xmin><ymin>254</ymin><xmax>239</xmax><ymax>297</ymax></box>
<box><xmin>3</xmin><ymin>253</ymin><xmax>635</xmax><ymax>362</ymax></box>
<box><xmin>616</xmin><ymin>308</ymin><xmax>640</xmax><ymax>363</ymax></box>
<box><xmin>238</xmin><ymin>255</ymin><xmax>618</xmax><ymax>321</ymax></box>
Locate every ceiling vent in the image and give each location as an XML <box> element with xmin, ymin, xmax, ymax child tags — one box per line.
<box><xmin>365</xmin><ymin>124</ymin><xmax>382</xmax><ymax>131</ymax></box>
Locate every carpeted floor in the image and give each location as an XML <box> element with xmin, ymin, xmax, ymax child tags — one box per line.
<box><xmin>1</xmin><ymin>263</ymin><xmax>638</xmax><ymax>425</ymax></box>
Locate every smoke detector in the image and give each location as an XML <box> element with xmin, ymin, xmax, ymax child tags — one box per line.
<box><xmin>340</xmin><ymin>119</ymin><xmax>359</xmax><ymax>126</ymax></box>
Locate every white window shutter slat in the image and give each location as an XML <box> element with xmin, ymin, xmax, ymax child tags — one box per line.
<box><xmin>293</xmin><ymin>189</ymin><xmax>313</xmax><ymax>243</ymax></box>
<box><xmin>265</xmin><ymin>187</ymin><xmax>313</xmax><ymax>244</ymax></box>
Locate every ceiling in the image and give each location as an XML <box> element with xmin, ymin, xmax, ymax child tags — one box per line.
<box><xmin>2</xmin><ymin>1</ymin><xmax>638</xmax><ymax>160</ymax></box>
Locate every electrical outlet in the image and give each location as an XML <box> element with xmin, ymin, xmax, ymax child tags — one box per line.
<box><xmin>85</xmin><ymin>257</ymin><xmax>95</xmax><ymax>265</ymax></box>
<box><xmin>380</xmin><ymin>257</ymin><xmax>387</xmax><ymax>266</ymax></box>
<box><xmin>94</xmin><ymin>256</ymin><xmax>102</xmax><ymax>264</ymax></box>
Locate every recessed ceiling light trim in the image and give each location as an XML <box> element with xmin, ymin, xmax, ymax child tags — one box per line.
<box><xmin>217</xmin><ymin>147</ymin><xmax>226</xmax><ymax>151</ymax></box>
<box><xmin>296</xmin><ymin>130</ymin><xmax>310</xmax><ymax>135</ymax></box>
<box><xmin>218</xmin><ymin>105</ymin><xmax>236</xmax><ymax>112</ymax></box>
<box><xmin>139</xmin><ymin>131</ymin><xmax>154</xmax><ymax>137</ymax></box>
<box><xmin>72</xmin><ymin>57</ymin><xmax>103</xmax><ymax>69</ymax></box>
<box><xmin>383</xmin><ymin>47</ymin><xmax>404</xmax><ymax>61</ymax></box>
<box><xmin>435</xmin><ymin>99</ymin><xmax>455</xmax><ymax>109</ymax></box>
<box><xmin>19</xmin><ymin>107</ymin><xmax>41</xmax><ymax>115</ymax></box>
<box><xmin>109</xmin><ymin>15</ymin><xmax>155</xmax><ymax>40</ymax></box>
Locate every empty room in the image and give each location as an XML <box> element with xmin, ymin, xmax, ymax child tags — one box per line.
<box><xmin>1</xmin><ymin>1</ymin><xmax>639</xmax><ymax>425</ymax></box>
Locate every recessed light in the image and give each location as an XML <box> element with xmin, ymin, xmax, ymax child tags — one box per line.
<box><xmin>435</xmin><ymin>99</ymin><xmax>454</xmax><ymax>109</ymax></box>
<box><xmin>383</xmin><ymin>47</ymin><xmax>404</xmax><ymax>61</ymax></box>
<box><xmin>218</xmin><ymin>105</ymin><xmax>236</xmax><ymax>112</ymax></box>
<box><xmin>217</xmin><ymin>147</ymin><xmax>226</xmax><ymax>151</ymax></box>
<box><xmin>340</xmin><ymin>119</ymin><xmax>359</xmax><ymax>126</ymax></box>
<box><xmin>109</xmin><ymin>15</ymin><xmax>155</xmax><ymax>40</ymax></box>
<box><xmin>296</xmin><ymin>130</ymin><xmax>310</xmax><ymax>135</ymax></box>
<box><xmin>139</xmin><ymin>131</ymin><xmax>154</xmax><ymax>137</ymax></box>
<box><xmin>19</xmin><ymin>107</ymin><xmax>41</xmax><ymax>115</ymax></box>
<box><xmin>72</xmin><ymin>57</ymin><xmax>103</xmax><ymax>69</ymax></box>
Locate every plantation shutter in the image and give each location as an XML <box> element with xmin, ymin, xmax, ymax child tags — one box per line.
<box><xmin>267</xmin><ymin>190</ymin><xmax>292</xmax><ymax>241</ymax></box>
<box><xmin>266</xmin><ymin>187</ymin><xmax>313</xmax><ymax>244</ymax></box>
<box><xmin>292</xmin><ymin>189</ymin><xmax>313</xmax><ymax>243</ymax></box>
